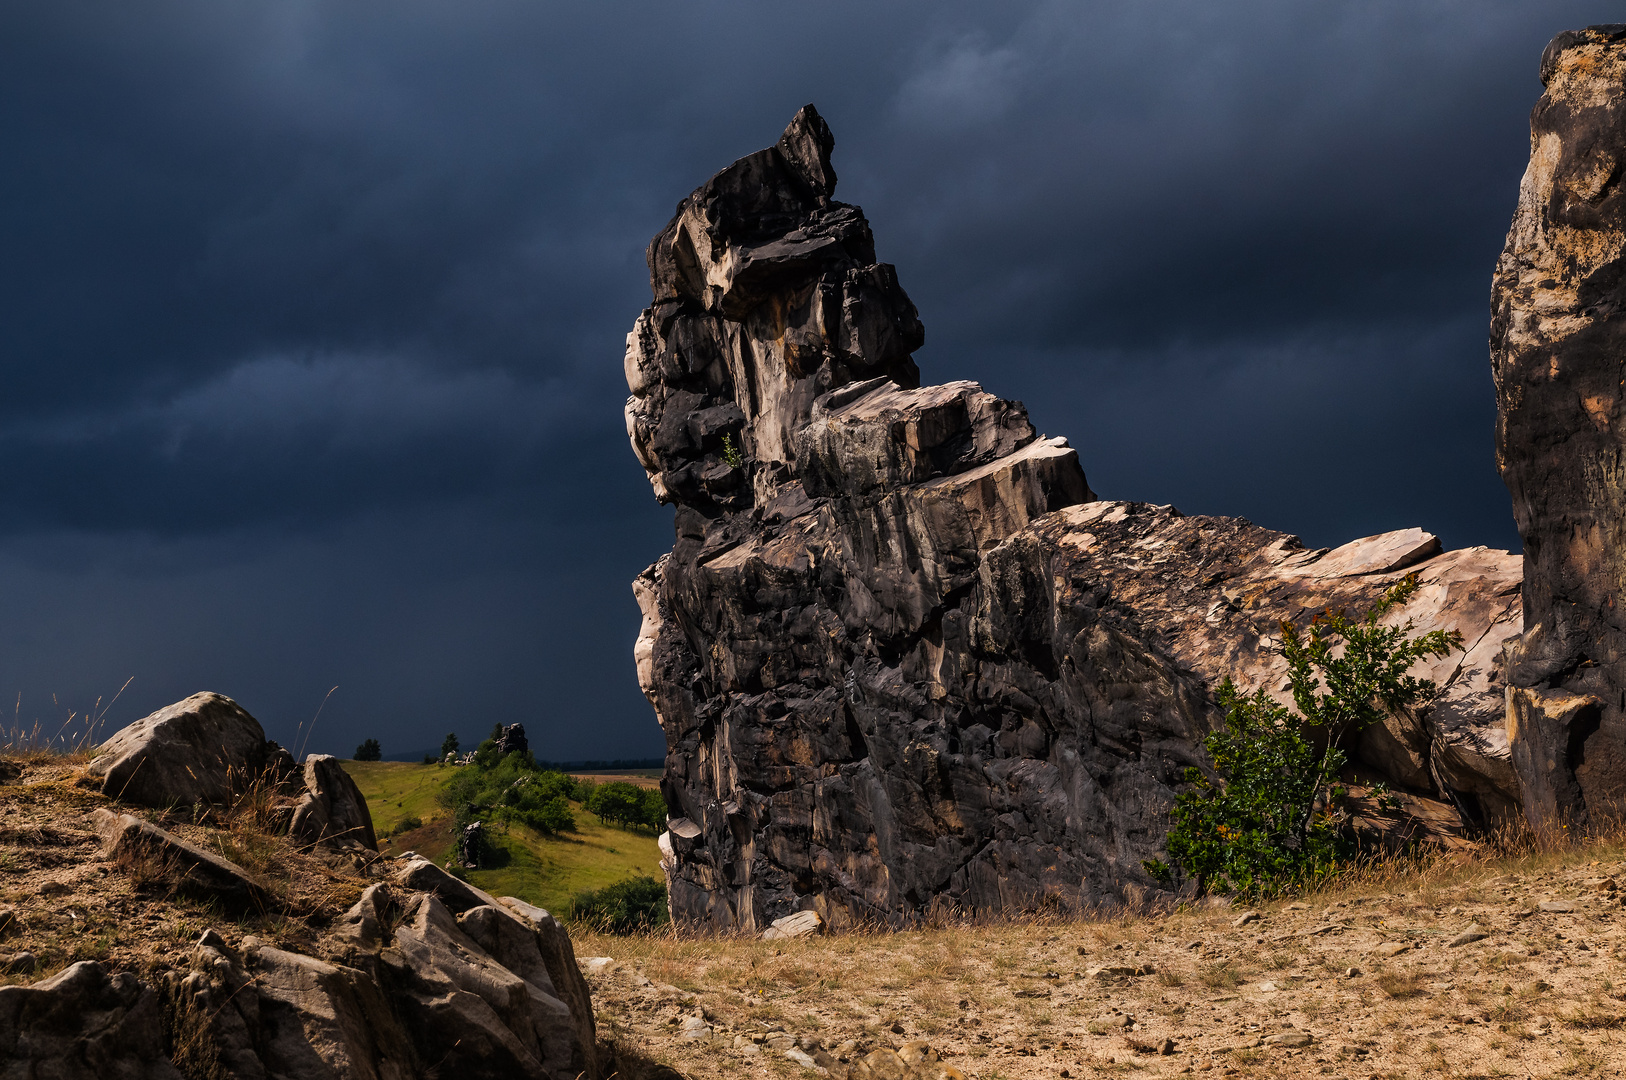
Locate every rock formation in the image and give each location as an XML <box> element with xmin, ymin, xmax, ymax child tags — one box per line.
<box><xmin>629</xmin><ymin>107</ymin><xmax>1526</xmax><ymax>930</ymax></box>
<box><xmin>1493</xmin><ymin>25</ymin><xmax>1626</xmax><ymax>833</ymax></box>
<box><xmin>0</xmin><ymin>961</ymin><xmax>184</xmax><ymax>1079</ymax></box>
<box><xmin>0</xmin><ymin>697</ymin><xmax>600</xmax><ymax>1080</ymax></box>
<box><xmin>496</xmin><ymin>723</ymin><xmax>530</xmax><ymax>757</ymax></box>
<box><xmin>3</xmin><ymin>882</ymin><xmax>600</xmax><ymax>1080</ymax></box>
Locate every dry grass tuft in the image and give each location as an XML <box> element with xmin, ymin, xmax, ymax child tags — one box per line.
<box><xmin>1560</xmin><ymin>1006</ymin><xmax>1626</xmax><ymax>1030</ymax></box>
<box><xmin>1197</xmin><ymin>961</ymin><xmax>1242</xmax><ymax>988</ymax></box>
<box><xmin>1376</xmin><ymin>970</ymin><xmax>1425</xmax><ymax>999</ymax></box>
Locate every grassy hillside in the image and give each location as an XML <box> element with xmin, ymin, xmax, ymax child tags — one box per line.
<box><xmin>341</xmin><ymin>760</ymin><xmax>664</xmax><ymax>917</ymax></box>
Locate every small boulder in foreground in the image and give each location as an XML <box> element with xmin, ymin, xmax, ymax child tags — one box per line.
<box><xmin>85</xmin><ymin>692</ymin><xmax>266</xmax><ymax>807</ymax></box>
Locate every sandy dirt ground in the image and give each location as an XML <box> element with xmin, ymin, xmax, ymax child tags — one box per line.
<box><xmin>575</xmin><ymin>851</ymin><xmax>1626</xmax><ymax>1080</ymax></box>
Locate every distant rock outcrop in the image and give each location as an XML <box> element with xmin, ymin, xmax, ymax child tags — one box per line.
<box><xmin>1493</xmin><ymin>25</ymin><xmax>1626</xmax><ymax>833</ymax></box>
<box><xmin>495</xmin><ymin>723</ymin><xmax>530</xmax><ymax>757</ymax></box>
<box><xmin>629</xmin><ymin>107</ymin><xmax>1525</xmax><ymax>929</ymax></box>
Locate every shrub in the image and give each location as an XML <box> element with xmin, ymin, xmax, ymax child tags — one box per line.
<box><xmin>720</xmin><ymin>432</ymin><xmax>744</xmax><ymax>468</ymax></box>
<box><xmin>353</xmin><ymin>738</ymin><xmax>382</xmax><ymax>761</ymax></box>
<box><xmin>568</xmin><ymin>875</ymin><xmax>669</xmax><ymax>933</ymax></box>
<box><xmin>389</xmin><ymin>815</ymin><xmax>423</xmax><ymax>838</ymax></box>
<box><xmin>437</xmin><ymin>753</ymin><xmax>582</xmax><ymax>835</ymax></box>
<box><xmin>1157</xmin><ymin>574</ymin><xmax>1461</xmax><ymax>898</ymax></box>
<box><xmin>535</xmin><ymin>795</ymin><xmax>576</xmax><ymax>833</ymax></box>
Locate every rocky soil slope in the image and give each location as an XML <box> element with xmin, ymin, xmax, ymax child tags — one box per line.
<box><xmin>628</xmin><ymin>108</ymin><xmax>1525</xmax><ymax>931</ymax></box>
<box><xmin>0</xmin><ymin>694</ymin><xmax>606</xmax><ymax>1080</ymax></box>
<box><xmin>1494</xmin><ymin>24</ymin><xmax>1626</xmax><ymax>835</ymax></box>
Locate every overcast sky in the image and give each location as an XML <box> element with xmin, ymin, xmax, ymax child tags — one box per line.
<box><xmin>0</xmin><ymin>2</ymin><xmax>1609</xmax><ymax>760</ymax></box>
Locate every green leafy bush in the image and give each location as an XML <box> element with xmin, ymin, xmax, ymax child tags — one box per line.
<box><xmin>567</xmin><ymin>875</ymin><xmax>669</xmax><ymax>933</ymax></box>
<box><xmin>1158</xmin><ymin>574</ymin><xmax>1461</xmax><ymax>898</ymax></box>
<box><xmin>353</xmin><ymin>738</ymin><xmax>382</xmax><ymax>761</ymax></box>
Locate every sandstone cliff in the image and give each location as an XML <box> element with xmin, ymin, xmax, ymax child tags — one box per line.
<box><xmin>629</xmin><ymin>108</ymin><xmax>1524</xmax><ymax>930</ymax></box>
<box><xmin>1494</xmin><ymin>24</ymin><xmax>1626</xmax><ymax>833</ymax></box>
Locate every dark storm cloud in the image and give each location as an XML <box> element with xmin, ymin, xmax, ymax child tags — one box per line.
<box><xmin>0</xmin><ymin>1</ymin><xmax>1611</xmax><ymax>757</ymax></box>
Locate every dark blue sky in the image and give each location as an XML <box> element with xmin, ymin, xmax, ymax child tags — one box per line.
<box><xmin>0</xmin><ymin>2</ymin><xmax>1609</xmax><ymax>759</ymax></box>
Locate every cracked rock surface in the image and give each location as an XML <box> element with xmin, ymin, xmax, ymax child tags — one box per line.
<box><xmin>628</xmin><ymin>107</ymin><xmax>1525</xmax><ymax>931</ymax></box>
<box><xmin>1493</xmin><ymin>24</ymin><xmax>1626</xmax><ymax>833</ymax></box>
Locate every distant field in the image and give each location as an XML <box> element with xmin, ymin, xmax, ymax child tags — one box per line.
<box><xmin>569</xmin><ymin>771</ymin><xmax>660</xmax><ymax>788</ymax></box>
<box><xmin>340</xmin><ymin>760</ymin><xmax>664</xmax><ymax>917</ymax></box>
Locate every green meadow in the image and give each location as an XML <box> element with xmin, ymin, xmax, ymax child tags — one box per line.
<box><xmin>341</xmin><ymin>760</ymin><xmax>664</xmax><ymax>917</ymax></box>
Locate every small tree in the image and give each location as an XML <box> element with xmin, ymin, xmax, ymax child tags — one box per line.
<box><xmin>586</xmin><ymin>782</ymin><xmax>643</xmax><ymax>827</ymax></box>
<box><xmin>639</xmin><ymin>787</ymin><xmax>668</xmax><ymax>831</ymax></box>
<box><xmin>1157</xmin><ymin>574</ymin><xmax>1461</xmax><ymax>898</ymax></box>
<box><xmin>536</xmin><ymin>795</ymin><xmax>576</xmax><ymax>834</ymax></box>
<box><xmin>440</xmin><ymin>732</ymin><xmax>460</xmax><ymax>758</ymax></box>
<box><xmin>353</xmin><ymin>738</ymin><xmax>382</xmax><ymax>761</ymax></box>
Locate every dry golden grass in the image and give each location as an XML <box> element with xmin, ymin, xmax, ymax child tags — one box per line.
<box><xmin>573</xmin><ymin>824</ymin><xmax>1626</xmax><ymax>1079</ymax></box>
<box><xmin>1375</xmin><ymin>970</ymin><xmax>1424</xmax><ymax>998</ymax></box>
<box><xmin>10</xmin><ymin>738</ymin><xmax>1626</xmax><ymax>1078</ymax></box>
<box><xmin>0</xmin><ymin>751</ymin><xmax>380</xmax><ymax>985</ymax></box>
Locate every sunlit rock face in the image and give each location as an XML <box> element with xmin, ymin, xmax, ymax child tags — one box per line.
<box><xmin>1493</xmin><ymin>25</ymin><xmax>1626</xmax><ymax>833</ymax></box>
<box><xmin>630</xmin><ymin>107</ymin><xmax>1522</xmax><ymax>930</ymax></box>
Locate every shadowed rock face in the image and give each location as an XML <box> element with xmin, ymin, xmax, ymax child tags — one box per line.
<box><xmin>1493</xmin><ymin>25</ymin><xmax>1626</xmax><ymax>832</ymax></box>
<box><xmin>632</xmin><ymin>107</ymin><xmax>1524</xmax><ymax>930</ymax></box>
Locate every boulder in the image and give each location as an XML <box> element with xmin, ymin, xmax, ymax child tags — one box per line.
<box><xmin>391</xmin><ymin>858</ymin><xmax>598</xmax><ymax>1072</ymax></box>
<box><xmin>165</xmin><ymin>930</ymin><xmax>414</xmax><ymax>1080</ymax></box>
<box><xmin>497</xmin><ymin>895</ymin><xmax>599</xmax><ymax>1071</ymax></box>
<box><xmin>85</xmin><ymin>692</ymin><xmax>267</xmax><ymax>807</ymax></box>
<box><xmin>1492</xmin><ymin>25</ymin><xmax>1626</xmax><ymax>831</ymax></box>
<box><xmin>761</xmin><ymin>909</ymin><xmax>824</xmax><ymax>940</ymax></box>
<box><xmin>172</xmin><ymin>888</ymin><xmax>600</xmax><ymax>1080</ymax></box>
<box><xmin>91</xmin><ymin>807</ymin><xmax>273</xmax><ymax>913</ymax></box>
<box><xmin>289</xmin><ymin>754</ymin><xmax>378</xmax><ymax>852</ymax></box>
<box><xmin>382</xmin><ymin>893</ymin><xmax>588</xmax><ymax>1079</ymax></box>
<box><xmin>630</xmin><ymin>109</ymin><xmax>1525</xmax><ymax>929</ymax></box>
<box><xmin>394</xmin><ymin>853</ymin><xmax>501</xmax><ymax>912</ymax></box>
<box><xmin>0</xmin><ymin>961</ymin><xmax>183</xmax><ymax>1080</ymax></box>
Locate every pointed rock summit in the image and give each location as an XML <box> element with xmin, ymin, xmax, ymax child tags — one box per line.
<box><xmin>629</xmin><ymin>108</ymin><xmax>1524</xmax><ymax>930</ymax></box>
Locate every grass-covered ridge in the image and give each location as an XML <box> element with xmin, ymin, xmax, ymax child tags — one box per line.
<box><xmin>341</xmin><ymin>758</ymin><xmax>665</xmax><ymax>919</ymax></box>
